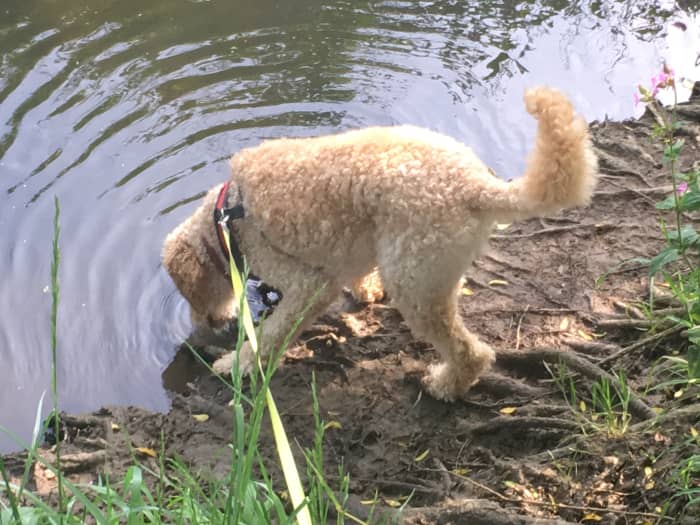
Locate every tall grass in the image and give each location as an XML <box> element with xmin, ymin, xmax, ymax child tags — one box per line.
<box><xmin>50</xmin><ymin>197</ymin><xmax>65</xmax><ymax>519</ymax></box>
<box><xmin>0</xmin><ymin>199</ymin><xmax>381</xmax><ymax>524</ymax></box>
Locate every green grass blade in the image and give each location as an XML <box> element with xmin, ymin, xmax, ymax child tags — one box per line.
<box><xmin>50</xmin><ymin>197</ymin><xmax>66</xmax><ymax>518</ymax></box>
<box><xmin>0</xmin><ymin>456</ymin><xmax>22</xmax><ymax>524</ymax></box>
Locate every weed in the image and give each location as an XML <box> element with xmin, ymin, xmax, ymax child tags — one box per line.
<box><xmin>549</xmin><ymin>363</ymin><xmax>632</xmax><ymax>438</ymax></box>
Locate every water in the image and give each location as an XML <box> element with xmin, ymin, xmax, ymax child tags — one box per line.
<box><xmin>0</xmin><ymin>0</ymin><xmax>682</xmax><ymax>452</ymax></box>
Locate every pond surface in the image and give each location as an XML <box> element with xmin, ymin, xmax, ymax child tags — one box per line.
<box><xmin>0</xmin><ymin>0</ymin><xmax>681</xmax><ymax>451</ymax></box>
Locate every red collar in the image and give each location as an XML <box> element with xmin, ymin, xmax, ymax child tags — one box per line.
<box><xmin>214</xmin><ymin>182</ymin><xmax>245</xmax><ymax>272</ymax></box>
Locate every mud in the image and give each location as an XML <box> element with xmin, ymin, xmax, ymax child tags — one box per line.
<box><xmin>5</xmin><ymin>93</ymin><xmax>700</xmax><ymax>524</ymax></box>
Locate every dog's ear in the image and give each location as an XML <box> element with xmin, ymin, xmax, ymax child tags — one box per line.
<box><xmin>163</xmin><ymin>231</ymin><xmax>212</xmax><ymax>321</ymax></box>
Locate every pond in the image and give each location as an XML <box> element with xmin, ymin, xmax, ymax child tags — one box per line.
<box><xmin>0</xmin><ymin>0</ymin><xmax>685</xmax><ymax>452</ymax></box>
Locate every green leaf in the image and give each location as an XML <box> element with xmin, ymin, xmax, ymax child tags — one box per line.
<box><xmin>687</xmin><ymin>327</ymin><xmax>700</xmax><ymax>346</ymax></box>
<box><xmin>682</xmin><ymin>191</ymin><xmax>700</xmax><ymax>212</ymax></box>
<box><xmin>688</xmin><ymin>345</ymin><xmax>700</xmax><ymax>380</ymax></box>
<box><xmin>667</xmin><ymin>225</ymin><xmax>700</xmax><ymax>249</ymax></box>
<box><xmin>0</xmin><ymin>508</ymin><xmax>42</xmax><ymax>525</ymax></box>
<box><xmin>656</xmin><ymin>195</ymin><xmax>677</xmax><ymax>210</ymax></box>
<box><xmin>664</xmin><ymin>138</ymin><xmax>685</xmax><ymax>159</ymax></box>
<box><xmin>648</xmin><ymin>248</ymin><xmax>679</xmax><ymax>275</ymax></box>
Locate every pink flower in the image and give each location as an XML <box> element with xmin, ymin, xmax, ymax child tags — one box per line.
<box><xmin>677</xmin><ymin>181</ymin><xmax>688</xmax><ymax>194</ymax></box>
<box><xmin>651</xmin><ymin>69</ymin><xmax>675</xmax><ymax>94</ymax></box>
<box><xmin>633</xmin><ymin>91</ymin><xmax>640</xmax><ymax>106</ymax></box>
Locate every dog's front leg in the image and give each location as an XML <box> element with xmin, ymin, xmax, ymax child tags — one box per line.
<box><xmin>212</xmin><ymin>342</ymin><xmax>255</xmax><ymax>376</ymax></box>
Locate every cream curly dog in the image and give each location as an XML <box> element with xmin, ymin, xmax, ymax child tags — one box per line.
<box><xmin>162</xmin><ymin>87</ymin><xmax>597</xmax><ymax>401</ymax></box>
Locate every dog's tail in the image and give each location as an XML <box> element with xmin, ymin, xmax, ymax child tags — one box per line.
<box><xmin>490</xmin><ymin>87</ymin><xmax>598</xmax><ymax>221</ymax></box>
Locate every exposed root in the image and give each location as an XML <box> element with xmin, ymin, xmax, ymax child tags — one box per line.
<box><xmin>597</xmin><ymin>324</ymin><xmax>684</xmax><ymax>366</ymax></box>
<box><xmin>496</xmin><ymin>349</ymin><xmax>656</xmax><ymax>421</ymax></box>
<box><xmin>470</xmin><ymin>415</ymin><xmax>578</xmax><ymax>436</ymax></box>
<box><xmin>562</xmin><ymin>338</ymin><xmax>621</xmax><ymax>356</ymax></box>
<box><xmin>438</xmin><ymin>471</ymin><xmax>672</xmax><ymax>524</ymax></box>
<box><xmin>401</xmin><ymin>498</ymin><xmax>576</xmax><ymax>525</ymax></box>
<box><xmin>38</xmin><ymin>450</ymin><xmax>107</xmax><ymax>475</ymax></box>
<box><xmin>632</xmin><ymin>402</ymin><xmax>700</xmax><ymax>432</ymax></box>
<box><xmin>469</xmin><ymin>372</ymin><xmax>548</xmax><ymax>400</ymax></box>
<box><xmin>612</xmin><ymin>300</ymin><xmax>645</xmax><ymax>319</ymax></box>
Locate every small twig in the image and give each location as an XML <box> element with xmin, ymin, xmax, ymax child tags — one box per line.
<box><xmin>596</xmin><ymin>317</ymin><xmax>672</xmax><ymax>329</ymax></box>
<box><xmin>432</xmin><ymin>458</ymin><xmax>453</xmax><ymax>496</ymax></box>
<box><xmin>515</xmin><ymin>305</ymin><xmax>529</xmax><ymax>351</ymax></box>
<box><xmin>340</xmin><ymin>475</ymin><xmax>442</xmax><ymax>495</ymax></box>
<box><xmin>597</xmin><ymin>324</ymin><xmax>684</xmax><ymax>366</ymax></box>
<box><xmin>599</xmin><ymin>168</ymin><xmax>653</xmax><ymax>187</ymax></box>
<box><xmin>600</xmin><ymin>263</ymin><xmax>648</xmax><ymax>278</ymax></box>
<box><xmin>448</xmin><ymin>471</ymin><xmax>672</xmax><ymax>522</ymax></box>
<box><xmin>593</xmin><ymin>186</ymin><xmax>671</xmax><ymax>198</ymax></box>
<box><xmin>482</xmin><ymin>253</ymin><xmax>532</xmax><ymax>273</ymax></box>
<box><xmin>491</xmin><ymin>222</ymin><xmax>626</xmax><ymax>240</ymax></box>
<box><xmin>473</xmin><ymin>307</ymin><xmax>578</xmax><ymax>315</ymax></box>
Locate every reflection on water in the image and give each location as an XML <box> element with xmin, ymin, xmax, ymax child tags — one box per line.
<box><xmin>0</xmin><ymin>0</ymin><xmax>685</xmax><ymax>451</ymax></box>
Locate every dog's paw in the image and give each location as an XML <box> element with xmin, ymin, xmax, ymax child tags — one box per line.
<box><xmin>421</xmin><ymin>362</ymin><xmax>458</xmax><ymax>402</ymax></box>
<box><xmin>212</xmin><ymin>343</ymin><xmax>255</xmax><ymax>377</ymax></box>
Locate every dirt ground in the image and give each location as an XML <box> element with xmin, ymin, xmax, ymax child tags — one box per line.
<box><xmin>5</xmin><ymin>92</ymin><xmax>700</xmax><ymax>524</ymax></box>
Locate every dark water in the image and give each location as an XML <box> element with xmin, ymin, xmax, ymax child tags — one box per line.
<box><xmin>0</xmin><ymin>0</ymin><xmax>682</xmax><ymax>452</ymax></box>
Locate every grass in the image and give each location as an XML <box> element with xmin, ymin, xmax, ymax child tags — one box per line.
<box><xmin>0</xmin><ymin>198</ymin><xmax>388</xmax><ymax>524</ymax></box>
<box><xmin>548</xmin><ymin>363</ymin><xmax>633</xmax><ymax>439</ymax></box>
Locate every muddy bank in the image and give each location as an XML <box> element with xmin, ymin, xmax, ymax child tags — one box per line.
<box><xmin>5</xmin><ymin>94</ymin><xmax>700</xmax><ymax>524</ymax></box>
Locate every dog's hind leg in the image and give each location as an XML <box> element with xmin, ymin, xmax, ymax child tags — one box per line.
<box><xmin>378</xmin><ymin>252</ymin><xmax>494</xmax><ymax>401</ymax></box>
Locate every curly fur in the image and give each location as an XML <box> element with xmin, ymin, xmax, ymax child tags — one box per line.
<box><xmin>162</xmin><ymin>86</ymin><xmax>598</xmax><ymax>401</ymax></box>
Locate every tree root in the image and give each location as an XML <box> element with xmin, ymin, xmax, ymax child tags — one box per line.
<box><xmin>37</xmin><ymin>450</ymin><xmax>107</xmax><ymax>475</ymax></box>
<box><xmin>612</xmin><ymin>300</ymin><xmax>645</xmax><ymax>319</ymax></box>
<box><xmin>562</xmin><ymin>338</ymin><xmax>621</xmax><ymax>356</ymax></box>
<box><xmin>596</xmin><ymin>324</ymin><xmax>684</xmax><ymax>366</ymax></box>
<box><xmin>470</xmin><ymin>372</ymin><xmax>548</xmax><ymax>400</ymax></box>
<box><xmin>496</xmin><ymin>349</ymin><xmax>655</xmax><ymax>421</ymax></box>
<box><xmin>470</xmin><ymin>416</ymin><xmax>578</xmax><ymax>436</ymax></box>
<box><xmin>530</xmin><ymin>403</ymin><xmax>700</xmax><ymax>464</ymax></box>
<box><xmin>401</xmin><ymin>498</ymin><xmax>576</xmax><ymax>525</ymax></box>
<box><xmin>631</xmin><ymin>402</ymin><xmax>700</xmax><ymax>432</ymax></box>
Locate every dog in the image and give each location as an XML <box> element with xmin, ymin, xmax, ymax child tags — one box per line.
<box><xmin>162</xmin><ymin>87</ymin><xmax>598</xmax><ymax>401</ymax></box>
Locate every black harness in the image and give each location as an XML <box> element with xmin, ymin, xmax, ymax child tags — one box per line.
<box><xmin>213</xmin><ymin>182</ymin><xmax>281</xmax><ymax>319</ymax></box>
